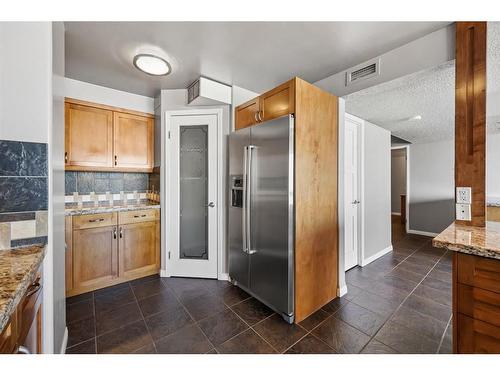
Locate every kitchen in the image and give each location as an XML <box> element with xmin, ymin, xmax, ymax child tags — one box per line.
<box><xmin>1</xmin><ymin>16</ymin><xmax>500</xmax><ymax>362</ymax></box>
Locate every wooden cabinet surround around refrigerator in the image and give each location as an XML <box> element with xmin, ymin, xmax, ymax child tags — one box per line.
<box><xmin>233</xmin><ymin>77</ymin><xmax>339</xmax><ymax>323</ymax></box>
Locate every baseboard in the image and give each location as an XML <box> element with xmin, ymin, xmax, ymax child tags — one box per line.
<box><xmin>60</xmin><ymin>327</ymin><xmax>68</xmax><ymax>354</ymax></box>
<box><xmin>218</xmin><ymin>273</ymin><xmax>230</xmax><ymax>281</ymax></box>
<box><xmin>338</xmin><ymin>284</ymin><xmax>348</xmax><ymax>297</ymax></box>
<box><xmin>361</xmin><ymin>245</ymin><xmax>393</xmax><ymax>267</ymax></box>
<box><xmin>407</xmin><ymin>229</ymin><xmax>439</xmax><ymax>237</ymax></box>
<box><xmin>160</xmin><ymin>269</ymin><xmax>169</xmax><ymax>277</ymax></box>
<box><xmin>391</xmin><ymin>212</ymin><xmax>401</xmax><ymax>216</ymax></box>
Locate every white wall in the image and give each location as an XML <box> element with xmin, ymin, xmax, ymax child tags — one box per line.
<box><xmin>408</xmin><ymin>139</ymin><xmax>455</xmax><ymax>235</ymax></box>
<box><xmin>0</xmin><ymin>21</ymin><xmax>64</xmax><ymax>353</ymax></box>
<box><xmin>51</xmin><ymin>22</ymin><xmax>67</xmax><ymax>354</ymax></box>
<box><xmin>64</xmin><ymin>77</ymin><xmax>154</xmax><ymax>114</ymax></box>
<box><xmin>391</xmin><ymin>148</ymin><xmax>407</xmax><ymax>214</ymax></box>
<box><xmin>315</xmin><ymin>25</ymin><xmax>455</xmax><ymax>97</ymax></box>
<box><xmin>361</xmin><ymin>119</ymin><xmax>392</xmax><ymax>264</ymax></box>
<box><xmin>487</xmin><ymin>133</ymin><xmax>500</xmax><ymax>201</ymax></box>
<box><xmin>0</xmin><ymin>22</ymin><xmax>52</xmax><ymax>143</ymax></box>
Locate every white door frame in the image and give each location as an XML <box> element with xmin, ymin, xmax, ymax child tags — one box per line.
<box><xmin>391</xmin><ymin>145</ymin><xmax>410</xmax><ymax>233</ymax></box>
<box><xmin>164</xmin><ymin>108</ymin><xmax>224</xmax><ymax>279</ymax></box>
<box><xmin>345</xmin><ymin>113</ymin><xmax>363</xmax><ymax>269</ymax></box>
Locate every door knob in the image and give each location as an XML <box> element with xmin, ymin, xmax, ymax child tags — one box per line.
<box><xmin>352</xmin><ymin>200</ymin><xmax>360</xmax><ymax>204</ymax></box>
<box><xmin>206</xmin><ymin>202</ymin><xmax>215</xmax><ymax>208</ymax></box>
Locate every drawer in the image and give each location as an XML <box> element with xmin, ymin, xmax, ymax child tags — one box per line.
<box><xmin>73</xmin><ymin>212</ymin><xmax>117</xmax><ymax>230</ymax></box>
<box><xmin>457</xmin><ymin>313</ymin><xmax>500</xmax><ymax>353</ymax></box>
<box><xmin>119</xmin><ymin>209</ymin><xmax>159</xmax><ymax>225</ymax></box>
<box><xmin>457</xmin><ymin>252</ymin><xmax>500</xmax><ymax>294</ymax></box>
<box><xmin>0</xmin><ymin>314</ymin><xmax>17</xmax><ymax>354</ymax></box>
<box><xmin>458</xmin><ymin>284</ymin><xmax>500</xmax><ymax>326</ymax></box>
<box><xmin>17</xmin><ymin>275</ymin><xmax>43</xmax><ymax>343</ymax></box>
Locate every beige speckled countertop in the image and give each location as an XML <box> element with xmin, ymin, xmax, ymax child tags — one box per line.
<box><xmin>0</xmin><ymin>245</ymin><xmax>46</xmax><ymax>333</ymax></box>
<box><xmin>432</xmin><ymin>221</ymin><xmax>500</xmax><ymax>260</ymax></box>
<box><xmin>65</xmin><ymin>200</ymin><xmax>160</xmax><ymax>216</ymax></box>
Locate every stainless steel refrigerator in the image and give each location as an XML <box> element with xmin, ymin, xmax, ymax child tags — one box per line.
<box><xmin>229</xmin><ymin>115</ymin><xmax>294</xmax><ymax>323</ymax></box>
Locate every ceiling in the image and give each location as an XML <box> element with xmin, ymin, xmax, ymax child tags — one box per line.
<box><xmin>345</xmin><ymin>22</ymin><xmax>500</xmax><ymax>144</ymax></box>
<box><xmin>64</xmin><ymin>22</ymin><xmax>450</xmax><ymax>97</ymax></box>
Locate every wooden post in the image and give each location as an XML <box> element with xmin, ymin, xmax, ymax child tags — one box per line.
<box><xmin>455</xmin><ymin>22</ymin><xmax>487</xmax><ymax>227</ymax></box>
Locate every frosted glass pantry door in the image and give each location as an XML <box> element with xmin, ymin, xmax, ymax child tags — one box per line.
<box><xmin>167</xmin><ymin>113</ymin><xmax>218</xmax><ymax>278</ymax></box>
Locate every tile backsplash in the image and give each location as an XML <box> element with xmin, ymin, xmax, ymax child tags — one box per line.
<box><xmin>65</xmin><ymin>171</ymin><xmax>149</xmax><ymax>194</ymax></box>
<box><xmin>0</xmin><ymin>140</ymin><xmax>48</xmax><ymax>249</ymax></box>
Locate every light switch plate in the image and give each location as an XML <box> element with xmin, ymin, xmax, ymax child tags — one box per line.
<box><xmin>457</xmin><ymin>187</ymin><xmax>472</xmax><ymax>204</ymax></box>
<box><xmin>456</xmin><ymin>203</ymin><xmax>471</xmax><ymax>221</ymax></box>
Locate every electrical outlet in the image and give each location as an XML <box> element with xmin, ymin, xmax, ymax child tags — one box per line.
<box><xmin>456</xmin><ymin>203</ymin><xmax>471</xmax><ymax>221</ymax></box>
<box><xmin>456</xmin><ymin>187</ymin><xmax>472</xmax><ymax>204</ymax></box>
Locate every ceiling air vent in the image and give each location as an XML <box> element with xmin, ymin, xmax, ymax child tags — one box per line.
<box><xmin>346</xmin><ymin>58</ymin><xmax>381</xmax><ymax>86</ymax></box>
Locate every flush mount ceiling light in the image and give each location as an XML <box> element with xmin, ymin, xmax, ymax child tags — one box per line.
<box><xmin>407</xmin><ymin>115</ymin><xmax>422</xmax><ymax>121</ymax></box>
<box><xmin>133</xmin><ymin>54</ymin><xmax>171</xmax><ymax>76</ymax></box>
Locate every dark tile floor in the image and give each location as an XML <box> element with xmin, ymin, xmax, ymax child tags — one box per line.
<box><xmin>65</xmin><ymin>217</ymin><xmax>452</xmax><ymax>354</ymax></box>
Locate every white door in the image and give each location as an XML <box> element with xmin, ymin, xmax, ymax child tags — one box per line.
<box><xmin>344</xmin><ymin>115</ymin><xmax>360</xmax><ymax>270</ymax></box>
<box><xmin>167</xmin><ymin>114</ymin><xmax>218</xmax><ymax>278</ymax></box>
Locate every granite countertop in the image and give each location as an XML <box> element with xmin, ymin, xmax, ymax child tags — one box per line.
<box><xmin>0</xmin><ymin>245</ymin><xmax>46</xmax><ymax>333</ymax></box>
<box><xmin>65</xmin><ymin>200</ymin><xmax>160</xmax><ymax>216</ymax></box>
<box><xmin>432</xmin><ymin>221</ymin><xmax>500</xmax><ymax>260</ymax></box>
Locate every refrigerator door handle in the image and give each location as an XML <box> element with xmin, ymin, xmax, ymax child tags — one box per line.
<box><xmin>242</xmin><ymin>146</ymin><xmax>248</xmax><ymax>253</ymax></box>
<box><xmin>247</xmin><ymin>145</ymin><xmax>256</xmax><ymax>255</ymax></box>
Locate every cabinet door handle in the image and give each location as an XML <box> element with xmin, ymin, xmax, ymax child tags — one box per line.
<box><xmin>119</xmin><ymin>228</ymin><xmax>123</xmax><ymax>238</ymax></box>
<box><xmin>89</xmin><ymin>218</ymin><xmax>105</xmax><ymax>223</ymax></box>
<box><xmin>64</xmin><ymin>152</ymin><xmax>68</xmax><ymax>163</ymax></box>
<box><xmin>17</xmin><ymin>345</ymin><xmax>31</xmax><ymax>354</ymax></box>
<box><xmin>114</xmin><ymin>155</ymin><xmax>117</xmax><ymax>166</ymax></box>
<box><xmin>254</xmin><ymin>112</ymin><xmax>258</xmax><ymax>123</ymax></box>
<box><xmin>113</xmin><ymin>228</ymin><xmax>117</xmax><ymax>239</ymax></box>
<box><xmin>133</xmin><ymin>214</ymin><xmax>147</xmax><ymax>218</ymax></box>
<box><xmin>26</xmin><ymin>282</ymin><xmax>41</xmax><ymax>298</ymax></box>
<box><xmin>258</xmin><ymin>110</ymin><xmax>263</xmax><ymax>122</ymax></box>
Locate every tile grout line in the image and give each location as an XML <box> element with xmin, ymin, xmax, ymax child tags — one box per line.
<box><xmin>357</xmin><ymin>244</ymin><xmax>451</xmax><ymax>354</ymax></box>
<box><xmin>129</xmin><ymin>281</ymin><xmax>158</xmax><ymax>354</ymax></box>
<box><xmin>163</xmin><ymin>279</ymin><xmax>220</xmax><ymax>353</ymax></box>
<box><xmin>226</xmin><ymin>305</ymin><xmax>280</xmax><ymax>353</ymax></box>
<box><xmin>436</xmin><ymin>305</ymin><xmax>453</xmax><ymax>353</ymax></box>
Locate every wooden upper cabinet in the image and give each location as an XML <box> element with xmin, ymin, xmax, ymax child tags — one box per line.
<box><xmin>260</xmin><ymin>79</ymin><xmax>295</xmax><ymax>122</ymax></box>
<box><xmin>65</xmin><ymin>102</ymin><xmax>113</xmax><ymax>169</ymax></box>
<box><xmin>113</xmin><ymin>112</ymin><xmax>153</xmax><ymax>170</ymax></box>
<box><xmin>235</xmin><ymin>97</ymin><xmax>260</xmax><ymax>130</ymax></box>
<box><xmin>234</xmin><ymin>79</ymin><xmax>295</xmax><ymax>130</ymax></box>
<box><xmin>65</xmin><ymin>98</ymin><xmax>154</xmax><ymax>172</ymax></box>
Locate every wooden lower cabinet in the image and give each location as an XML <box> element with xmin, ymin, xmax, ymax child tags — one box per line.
<box><xmin>66</xmin><ymin>209</ymin><xmax>160</xmax><ymax>297</ymax></box>
<box><xmin>1</xmin><ymin>271</ymin><xmax>43</xmax><ymax>354</ymax></box>
<box><xmin>457</xmin><ymin>314</ymin><xmax>500</xmax><ymax>353</ymax></box>
<box><xmin>73</xmin><ymin>226</ymin><xmax>118</xmax><ymax>292</ymax></box>
<box><xmin>119</xmin><ymin>221</ymin><xmax>160</xmax><ymax>279</ymax></box>
<box><xmin>454</xmin><ymin>252</ymin><xmax>500</xmax><ymax>353</ymax></box>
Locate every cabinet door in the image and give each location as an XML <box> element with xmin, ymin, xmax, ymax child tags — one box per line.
<box><xmin>65</xmin><ymin>216</ymin><xmax>73</xmax><ymax>293</ymax></box>
<box><xmin>73</xmin><ymin>226</ymin><xmax>118</xmax><ymax>290</ymax></box>
<box><xmin>20</xmin><ymin>302</ymin><xmax>42</xmax><ymax>354</ymax></box>
<box><xmin>260</xmin><ymin>79</ymin><xmax>295</xmax><ymax>122</ymax></box>
<box><xmin>235</xmin><ymin>97</ymin><xmax>259</xmax><ymax>130</ymax></box>
<box><xmin>113</xmin><ymin>112</ymin><xmax>153</xmax><ymax>171</ymax></box>
<box><xmin>65</xmin><ymin>103</ymin><xmax>113</xmax><ymax>169</ymax></box>
<box><xmin>119</xmin><ymin>221</ymin><xmax>159</xmax><ymax>279</ymax></box>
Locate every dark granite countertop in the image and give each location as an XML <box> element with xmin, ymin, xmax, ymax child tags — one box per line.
<box><xmin>0</xmin><ymin>245</ymin><xmax>46</xmax><ymax>333</ymax></box>
<box><xmin>65</xmin><ymin>200</ymin><xmax>160</xmax><ymax>216</ymax></box>
<box><xmin>432</xmin><ymin>221</ymin><xmax>500</xmax><ymax>260</ymax></box>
